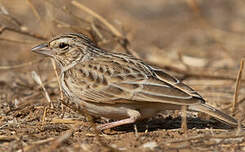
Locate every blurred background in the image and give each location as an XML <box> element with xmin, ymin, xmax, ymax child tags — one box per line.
<box><xmin>0</xmin><ymin>0</ymin><xmax>245</xmax><ymax>151</ymax></box>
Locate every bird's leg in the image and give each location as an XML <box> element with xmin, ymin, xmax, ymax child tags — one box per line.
<box><xmin>96</xmin><ymin>109</ymin><xmax>141</xmax><ymax>131</ymax></box>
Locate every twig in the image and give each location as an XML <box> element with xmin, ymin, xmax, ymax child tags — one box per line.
<box><xmin>31</xmin><ymin>137</ymin><xmax>55</xmax><ymax>145</ymax></box>
<box><xmin>0</xmin><ymin>59</ymin><xmax>43</xmax><ymax>70</ymax></box>
<box><xmin>0</xmin><ymin>135</ymin><xmax>17</xmax><ymax>141</ymax></box>
<box><xmin>236</xmin><ymin>119</ymin><xmax>242</xmax><ymax>136</ymax></box>
<box><xmin>71</xmin><ymin>1</ymin><xmax>122</xmax><ymax>38</ymax></box>
<box><xmin>0</xmin><ymin>26</ymin><xmax>47</xmax><ymax>40</ymax></box>
<box><xmin>53</xmin><ymin>19</ymin><xmax>88</xmax><ymax>33</ymax></box>
<box><xmin>71</xmin><ymin>1</ymin><xmax>140</xmax><ymax>59</ymax></box>
<box><xmin>42</xmin><ymin>106</ymin><xmax>48</xmax><ymax>124</ymax></box>
<box><xmin>0</xmin><ymin>37</ymin><xmax>35</xmax><ymax>44</ymax></box>
<box><xmin>181</xmin><ymin>105</ymin><xmax>187</xmax><ymax>135</ymax></box>
<box><xmin>118</xmin><ymin>38</ymin><xmax>140</xmax><ymax>59</ymax></box>
<box><xmin>62</xmin><ymin>6</ymin><xmax>91</xmax><ymax>25</ymax></box>
<box><xmin>133</xmin><ymin>124</ymin><xmax>138</xmax><ymax>138</ymax></box>
<box><xmin>91</xmin><ymin>20</ymin><xmax>104</xmax><ymax>41</ymax></box>
<box><xmin>0</xmin><ymin>3</ymin><xmax>22</xmax><ymax>26</ymax></box>
<box><xmin>238</xmin><ymin>97</ymin><xmax>245</xmax><ymax>105</ymax></box>
<box><xmin>51</xmin><ymin>58</ymin><xmax>65</xmax><ymax>116</ymax></box>
<box><xmin>32</xmin><ymin>71</ymin><xmax>54</xmax><ymax>108</ymax></box>
<box><xmin>177</xmin><ymin>51</ymin><xmax>191</xmax><ymax>70</ymax></box>
<box><xmin>168</xmin><ymin>132</ymin><xmax>245</xmax><ymax>144</ymax></box>
<box><xmin>51</xmin><ymin>59</ymin><xmax>63</xmax><ymax>99</ymax></box>
<box><xmin>26</xmin><ymin>0</ymin><xmax>41</xmax><ymax>21</ymax></box>
<box><xmin>232</xmin><ymin>58</ymin><xmax>244</xmax><ymax>113</ymax></box>
<box><xmin>42</xmin><ymin>125</ymin><xmax>78</xmax><ymax>152</ymax></box>
<box><xmin>161</xmin><ymin>64</ymin><xmax>245</xmax><ymax>81</ymax></box>
<box><xmin>51</xmin><ymin>118</ymin><xmax>82</xmax><ymax>124</ymax></box>
<box><xmin>21</xmin><ymin>137</ymin><xmax>55</xmax><ymax>152</ymax></box>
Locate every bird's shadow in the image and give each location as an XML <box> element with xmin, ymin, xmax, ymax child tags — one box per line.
<box><xmin>110</xmin><ymin>116</ymin><xmax>234</xmax><ymax>132</ymax></box>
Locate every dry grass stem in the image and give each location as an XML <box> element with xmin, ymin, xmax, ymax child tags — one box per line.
<box><xmin>232</xmin><ymin>59</ymin><xmax>244</xmax><ymax>113</ymax></box>
<box><xmin>0</xmin><ymin>135</ymin><xmax>17</xmax><ymax>141</ymax></box>
<box><xmin>181</xmin><ymin>105</ymin><xmax>187</xmax><ymax>135</ymax></box>
<box><xmin>91</xmin><ymin>21</ymin><xmax>104</xmax><ymax>41</ymax></box>
<box><xmin>167</xmin><ymin>132</ymin><xmax>245</xmax><ymax>145</ymax></box>
<box><xmin>31</xmin><ymin>71</ymin><xmax>54</xmax><ymax>108</ymax></box>
<box><xmin>0</xmin><ymin>37</ymin><xmax>34</xmax><ymax>44</ymax></box>
<box><xmin>177</xmin><ymin>51</ymin><xmax>191</xmax><ymax>70</ymax></box>
<box><xmin>62</xmin><ymin>6</ymin><xmax>90</xmax><ymax>25</ymax></box>
<box><xmin>21</xmin><ymin>138</ymin><xmax>55</xmax><ymax>152</ymax></box>
<box><xmin>71</xmin><ymin>0</ymin><xmax>122</xmax><ymax>38</ymax></box>
<box><xmin>31</xmin><ymin>137</ymin><xmax>55</xmax><ymax>145</ymax></box>
<box><xmin>134</xmin><ymin>124</ymin><xmax>138</xmax><ymax>138</ymax></box>
<box><xmin>0</xmin><ymin>26</ymin><xmax>47</xmax><ymax>40</ymax></box>
<box><xmin>26</xmin><ymin>0</ymin><xmax>41</xmax><ymax>21</ymax></box>
<box><xmin>0</xmin><ymin>59</ymin><xmax>42</xmax><ymax>70</ymax></box>
<box><xmin>50</xmin><ymin>58</ymin><xmax>66</xmax><ymax>115</ymax></box>
<box><xmin>43</xmin><ymin>128</ymin><xmax>75</xmax><ymax>152</ymax></box>
<box><xmin>163</xmin><ymin>64</ymin><xmax>245</xmax><ymax>81</ymax></box>
<box><xmin>42</xmin><ymin>106</ymin><xmax>48</xmax><ymax>124</ymax></box>
<box><xmin>70</xmin><ymin>1</ymin><xmax>140</xmax><ymax>59</ymax></box>
<box><xmin>53</xmin><ymin>19</ymin><xmax>88</xmax><ymax>33</ymax></box>
<box><xmin>51</xmin><ymin>118</ymin><xmax>82</xmax><ymax>124</ymax></box>
<box><xmin>51</xmin><ymin>59</ymin><xmax>64</xmax><ymax>100</ymax></box>
<box><xmin>70</xmin><ymin>0</ymin><xmax>140</xmax><ymax>59</ymax></box>
<box><xmin>0</xmin><ymin>3</ymin><xmax>22</xmax><ymax>26</ymax></box>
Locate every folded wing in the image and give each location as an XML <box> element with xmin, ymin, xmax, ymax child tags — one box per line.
<box><xmin>69</xmin><ymin>54</ymin><xmax>205</xmax><ymax>105</ymax></box>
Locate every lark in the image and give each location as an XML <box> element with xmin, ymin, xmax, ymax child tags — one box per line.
<box><xmin>32</xmin><ymin>33</ymin><xmax>237</xmax><ymax>130</ymax></box>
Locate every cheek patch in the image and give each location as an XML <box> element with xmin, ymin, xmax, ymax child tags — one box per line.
<box><xmin>69</xmin><ymin>49</ymin><xmax>80</xmax><ymax>57</ymax></box>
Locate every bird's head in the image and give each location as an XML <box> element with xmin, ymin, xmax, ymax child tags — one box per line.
<box><xmin>32</xmin><ymin>33</ymin><xmax>97</xmax><ymax>66</ymax></box>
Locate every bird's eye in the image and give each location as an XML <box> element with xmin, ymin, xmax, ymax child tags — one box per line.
<box><xmin>59</xmin><ymin>42</ymin><xmax>69</xmax><ymax>49</ymax></box>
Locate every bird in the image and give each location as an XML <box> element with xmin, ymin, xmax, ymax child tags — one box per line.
<box><xmin>32</xmin><ymin>33</ymin><xmax>238</xmax><ymax>130</ymax></box>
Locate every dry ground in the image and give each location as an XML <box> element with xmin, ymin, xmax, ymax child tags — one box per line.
<box><xmin>1</xmin><ymin>0</ymin><xmax>245</xmax><ymax>151</ymax></box>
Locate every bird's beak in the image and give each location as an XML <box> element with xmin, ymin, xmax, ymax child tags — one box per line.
<box><xmin>32</xmin><ymin>43</ymin><xmax>54</xmax><ymax>57</ymax></box>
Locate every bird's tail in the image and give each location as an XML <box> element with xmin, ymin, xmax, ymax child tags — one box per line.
<box><xmin>188</xmin><ymin>103</ymin><xmax>238</xmax><ymax>127</ymax></box>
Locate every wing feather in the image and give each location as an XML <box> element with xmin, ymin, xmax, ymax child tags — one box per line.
<box><xmin>65</xmin><ymin>54</ymin><xmax>204</xmax><ymax>105</ymax></box>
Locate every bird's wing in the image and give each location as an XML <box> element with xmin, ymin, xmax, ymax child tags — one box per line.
<box><xmin>68</xmin><ymin>54</ymin><xmax>205</xmax><ymax>105</ymax></box>
<box><xmin>131</xmin><ymin>67</ymin><xmax>205</xmax><ymax>105</ymax></box>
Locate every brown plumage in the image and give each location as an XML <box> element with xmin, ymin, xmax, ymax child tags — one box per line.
<box><xmin>32</xmin><ymin>33</ymin><xmax>238</xmax><ymax>130</ymax></box>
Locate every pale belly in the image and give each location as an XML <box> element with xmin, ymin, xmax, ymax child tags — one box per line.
<box><xmin>71</xmin><ymin>97</ymin><xmax>181</xmax><ymax>120</ymax></box>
